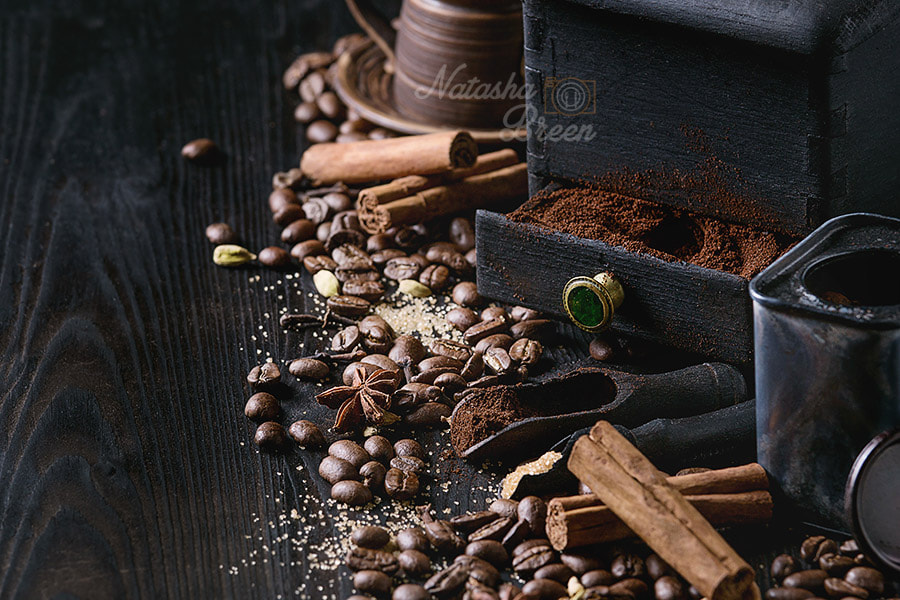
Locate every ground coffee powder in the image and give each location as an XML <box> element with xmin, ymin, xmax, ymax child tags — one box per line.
<box><xmin>508</xmin><ymin>183</ymin><xmax>797</xmax><ymax>279</ymax></box>
<box><xmin>450</xmin><ymin>386</ymin><xmax>536</xmax><ymax>456</ymax></box>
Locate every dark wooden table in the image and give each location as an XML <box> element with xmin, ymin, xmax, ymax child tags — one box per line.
<box><xmin>0</xmin><ymin>1</ymin><xmax>864</xmax><ymax>599</ymax></box>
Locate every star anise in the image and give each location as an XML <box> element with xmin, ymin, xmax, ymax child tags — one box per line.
<box><xmin>315</xmin><ymin>366</ymin><xmax>401</xmax><ymax>432</ymax></box>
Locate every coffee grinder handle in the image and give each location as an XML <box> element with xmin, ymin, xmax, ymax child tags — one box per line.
<box><xmin>345</xmin><ymin>0</ymin><xmax>397</xmax><ymax>72</ymax></box>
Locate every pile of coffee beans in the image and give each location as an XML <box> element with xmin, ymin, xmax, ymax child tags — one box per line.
<box><xmin>318</xmin><ymin>437</ymin><xmax>427</xmax><ymax>507</ymax></box>
<box><xmin>283</xmin><ymin>34</ymin><xmax>400</xmax><ymax>145</ymax></box>
<box><xmin>342</xmin><ymin>498</ymin><xmax>702</xmax><ymax>600</ymax></box>
<box><xmin>766</xmin><ymin>535</ymin><xmax>896</xmax><ymax>600</ymax></box>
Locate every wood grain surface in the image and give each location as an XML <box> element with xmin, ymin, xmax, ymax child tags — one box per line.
<box><xmin>0</xmin><ymin>1</ymin><xmax>845</xmax><ymax>599</ymax></box>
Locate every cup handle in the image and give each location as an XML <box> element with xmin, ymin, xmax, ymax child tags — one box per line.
<box><xmin>344</xmin><ymin>0</ymin><xmax>397</xmax><ymax>73</ymax></box>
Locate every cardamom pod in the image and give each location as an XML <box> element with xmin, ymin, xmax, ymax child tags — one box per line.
<box><xmin>398</xmin><ymin>279</ymin><xmax>432</xmax><ymax>298</ymax></box>
<box><xmin>313</xmin><ymin>270</ymin><xmax>341</xmax><ymax>297</ymax></box>
<box><xmin>213</xmin><ymin>244</ymin><xmax>256</xmax><ymax>267</ymax></box>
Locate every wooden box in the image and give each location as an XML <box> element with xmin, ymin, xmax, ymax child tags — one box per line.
<box><xmin>523</xmin><ymin>0</ymin><xmax>900</xmax><ymax>235</ymax></box>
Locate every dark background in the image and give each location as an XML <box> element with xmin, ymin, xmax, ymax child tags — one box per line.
<box><xmin>0</xmin><ymin>0</ymin><xmax>862</xmax><ymax>598</ymax></box>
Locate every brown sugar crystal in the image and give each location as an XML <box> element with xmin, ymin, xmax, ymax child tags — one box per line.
<box><xmin>507</xmin><ymin>183</ymin><xmax>797</xmax><ymax>279</ymax></box>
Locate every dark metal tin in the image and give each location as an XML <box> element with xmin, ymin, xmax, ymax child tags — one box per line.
<box><xmin>750</xmin><ymin>213</ymin><xmax>900</xmax><ymax>530</ymax></box>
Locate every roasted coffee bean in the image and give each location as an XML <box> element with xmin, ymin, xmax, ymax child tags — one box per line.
<box><xmin>765</xmin><ymin>588</ymin><xmax>815</xmax><ymax>600</ymax></box>
<box><xmin>474</xmin><ymin>334</ymin><xmax>515</xmax><ymax>354</ymax></box>
<box><xmin>464</xmin><ymin>319</ymin><xmax>508</xmax><ymax>345</ymax></box>
<box><xmin>317</xmin><ymin>221</ymin><xmax>331</xmax><ymax>242</ymax></box>
<box><xmin>469</xmin><ymin>516</ymin><xmax>514</xmax><ymax>542</ymax></box>
<box><xmin>372</xmin><ymin>248</ymin><xmax>406</xmax><ymax>265</ymax></box>
<box><xmin>181</xmin><ymin>138</ymin><xmax>221</xmax><ymax>164</ymax></box>
<box><xmin>407</xmin><ymin>253</ymin><xmax>431</xmax><ymax>270</ymax></box>
<box><xmin>389</xmin><ymin>335</ymin><xmax>426</xmax><ymax>365</ymax></box>
<box><xmin>418</xmin><ymin>506</ymin><xmax>465</xmax><ymax>554</ymax></box>
<box><xmin>612</xmin><ymin>578</ymin><xmax>649</xmax><ymax>599</ymax></box>
<box><xmin>425</xmin><ymin>563</ymin><xmax>469</xmax><ymax>597</ymax></box>
<box><xmin>206</xmin><ymin>222</ymin><xmax>239</xmax><ymax>245</ymax></box>
<box><xmin>535</xmin><ymin>563</ymin><xmax>575</xmax><ymax>584</ymax></box>
<box><xmin>447</xmin><ymin>307</ymin><xmax>480</xmax><ymax>332</ymax></box>
<box><xmin>336</xmin><ymin>263</ymin><xmax>378</xmax><ymax>284</ymax></box>
<box><xmin>337</xmin><ymin>132</ymin><xmax>368</xmax><ymax>143</ymax></box>
<box><xmin>318</xmin><ymin>455</ymin><xmax>359</xmax><ymax>484</ymax></box>
<box><xmin>419</xmin><ymin>264</ymin><xmax>450</xmax><ymax>291</ymax></box>
<box><xmin>453</xmin><ymin>281</ymin><xmax>484</xmax><ymax>307</ymax></box>
<box><xmin>824</xmin><ymin>578</ymin><xmax>868</xmax><ymax>599</ymax></box>
<box><xmin>390</xmin><ymin>456</ymin><xmax>426</xmax><ymax>475</ymax></box>
<box><xmin>322</xmin><ymin>193</ymin><xmax>353</xmax><ymax>215</ymax></box>
<box><xmin>247</xmin><ymin>363</ymin><xmax>282</xmax><ymax>389</ymax></box>
<box><xmin>303</xmin><ymin>254</ymin><xmax>337</xmax><ymax>274</ymax></box>
<box><xmin>368</xmin><ymin>127</ymin><xmax>396</xmax><ymax>140</ymax></box>
<box><xmin>397</xmin><ymin>527</ymin><xmax>430</xmax><ymax>553</ymax></box>
<box><xmin>512</xmin><ymin>542</ymin><xmax>556</xmax><ymax>576</ymax></box>
<box><xmin>393</xmin><ymin>438</ymin><xmax>424</xmax><ymax>460</ymax></box>
<box><xmin>362</xmin><ymin>354</ymin><xmax>400</xmax><ymax>374</ymax></box>
<box><xmin>424</xmin><ymin>244</ymin><xmax>470</xmax><ymax>274</ymax></box>
<box><xmin>450</xmin><ymin>511</ymin><xmax>499</xmax><ymax>534</ymax></box>
<box><xmin>273</xmin><ymin>204</ymin><xmax>305</xmax><ymax>227</ymax></box>
<box><xmin>509</xmin><ymin>338</ymin><xmax>543</xmax><ymax>365</ymax></box>
<box><xmin>480</xmin><ymin>306</ymin><xmax>509</xmax><ymax>323</ymax></box>
<box><xmin>282</xmin><ymin>51</ymin><xmax>330</xmax><ymax>89</ymax></box>
<box><xmin>510</xmin><ymin>319</ymin><xmax>554</xmax><ymax>341</ymax></box>
<box><xmin>326</xmin><ymin>228</ymin><xmax>368</xmax><ymax>252</ymax></box>
<box><xmin>291</xmin><ymin>239</ymin><xmax>325</xmax><ymax>261</ymax></box>
<box><xmin>293</xmin><ymin>101</ymin><xmax>320</xmax><ymax>123</ymax></box>
<box><xmin>772</xmin><ymin>554</ymin><xmax>800</xmax><ymax>582</ymax></box>
<box><xmin>434</xmin><ymin>373</ymin><xmax>467</xmax><ymax>394</ymax></box>
<box><xmin>498</xmin><ymin>583</ymin><xmax>522</xmax><ymax>600</ymax></box>
<box><xmin>254</xmin><ymin>422</ymin><xmax>287</xmax><ymax>452</ymax></box>
<box><xmin>801</xmin><ymin>537</ymin><xmax>838</xmax><ymax>563</ymax></box>
<box><xmin>329</xmin><ymin>440</ymin><xmax>371</xmax><ymax>469</ymax></box>
<box><xmin>500</xmin><ymin>518</ymin><xmax>530</xmax><ymax>549</ymax></box>
<box><xmin>687</xmin><ymin>585</ymin><xmax>703</xmax><ymax>600</ymax></box>
<box><xmin>490</xmin><ymin>498</ymin><xmax>519</xmax><ymax>519</ymax></box>
<box><xmin>359</xmin><ymin>314</ymin><xmax>394</xmax><ymax>337</ymax></box>
<box><xmin>352</xmin><ymin>525</ymin><xmax>391</xmax><ymax>549</ymax></box>
<box><xmin>332</xmin><ymin>480</ymin><xmax>373</xmax><ymax>505</ymax></box>
<box><xmin>509</xmin><ymin>306</ymin><xmax>539</xmax><ymax>322</ymax></box>
<box><xmin>342</xmin><ymin>362</ymin><xmax>379</xmax><ymax>385</ymax></box>
<box><xmin>419</xmin><ymin>355</ymin><xmax>464</xmax><ymax>372</ymax></box>
<box><xmin>393</xmin><ymin>583</ymin><xmax>431</xmax><ymax>600</ymax></box>
<box><xmin>398</xmin><ymin>550</ymin><xmax>431</xmax><ymax>577</ymax></box>
<box><xmin>332</xmin><ymin>325</ymin><xmax>361</xmax><ymax>352</ymax></box>
<box><xmin>269</xmin><ymin>188</ymin><xmax>298</xmax><ymax>212</ymax></box>
<box><xmin>513</xmin><ymin>538</ymin><xmax>550</xmax><ymax>557</ymax></box>
<box><xmin>244</xmin><ymin>392</ymin><xmax>280</xmax><ymax>422</ymax></box>
<box><xmin>272</xmin><ymin>167</ymin><xmax>304</xmax><ymax>191</ymax></box>
<box><xmin>316</xmin><ymin>91</ymin><xmax>344</xmax><ymax>120</ymax></box>
<box><xmin>561</xmin><ymin>553</ymin><xmax>605</xmax><ymax>576</ymax></box>
<box><xmin>484</xmin><ymin>347</ymin><xmax>513</xmax><ymax>374</ymax></box>
<box><xmin>403</xmin><ymin>401</ymin><xmax>452</xmax><ymax>426</ymax></box>
<box><xmin>339</xmin><ymin>118</ymin><xmax>371</xmax><ymax>135</ymax></box>
<box><xmin>410</xmin><ymin>366</ymin><xmax>458</xmax><ymax>385</ymax></box>
<box><xmin>653</xmin><ymin>575</ymin><xmax>687</xmax><ymax>600</ymax></box>
<box><xmin>454</xmin><ymin>555</ymin><xmax>500</xmax><ymax>587</ymax></box>
<box><xmin>460</xmin><ymin>352</ymin><xmax>485</xmax><ymax>381</ymax></box>
<box><xmin>430</xmin><ymin>339</ymin><xmax>473</xmax><ymax>362</ymax></box>
<box><xmin>331</xmin><ymin>210</ymin><xmax>360</xmax><ymax>232</ymax></box>
<box><xmin>353</xmin><ymin>569</ymin><xmax>391</xmax><ymax>596</ymax></box>
<box><xmin>288</xmin><ymin>420</ymin><xmax>325</xmax><ymax>448</ymax></box>
<box><xmin>384</xmin><ymin>257</ymin><xmax>422</xmax><ymax>281</ymax></box>
<box><xmin>362</xmin><ymin>328</ymin><xmax>393</xmax><ymax>354</ymax></box>
<box><xmin>346</xmin><ymin>546</ymin><xmax>399</xmax><ymax>574</ymax></box>
<box><xmin>467</xmin><ymin>540</ymin><xmax>509</xmax><ymax>568</ymax></box>
<box><xmin>517</xmin><ymin>496</ymin><xmax>547</xmax><ymax>537</ymax></box>
<box><xmin>645</xmin><ymin>554</ymin><xmax>673</xmax><ymax>580</ymax></box>
<box><xmin>589</xmin><ymin>337</ymin><xmax>616</xmax><ymax>361</ymax></box>
<box><xmin>844</xmin><ymin>567</ymin><xmax>884</xmax><ymax>596</ymax></box>
<box><xmin>306</xmin><ymin>119</ymin><xmax>337</xmax><ymax>144</ymax></box>
<box><xmin>392</xmin><ymin>384</ymin><xmax>434</xmax><ymax>412</ymax></box>
<box><xmin>819</xmin><ymin>554</ymin><xmax>855</xmax><ymax>576</ymax></box>
<box><xmin>366</xmin><ymin>233</ymin><xmax>394</xmax><ymax>253</ymax></box>
<box><xmin>466</xmin><ymin>374</ymin><xmax>504</xmax><ymax>389</ymax></box>
<box><xmin>288</xmin><ymin>357</ymin><xmax>330</xmax><ymax>380</ymax></box>
<box><xmin>522</xmin><ymin>579</ymin><xmax>568</xmax><ymax>600</ymax></box>
<box><xmin>281</xmin><ymin>218</ymin><xmax>316</xmax><ymax>244</ymax></box>
<box><xmin>343</xmin><ymin>279</ymin><xmax>385</xmax><ymax>302</ymax></box>
<box><xmin>582</xmin><ymin>569</ymin><xmax>615</xmax><ymax>587</ymax></box>
<box><xmin>839</xmin><ymin>540</ymin><xmax>860</xmax><ymax>556</ymax></box>
<box><xmin>363</xmin><ymin>436</ymin><xmax>394</xmax><ymax>464</ymax></box>
<box><xmin>612</xmin><ymin>554</ymin><xmax>645</xmax><ymax>579</ymax></box>
<box><xmin>449</xmin><ymin>217</ymin><xmax>476</xmax><ymax>251</ymax></box>
<box><xmin>393</xmin><ymin>224</ymin><xmax>427</xmax><ymax>249</ymax></box>
<box><xmin>784</xmin><ymin>570</ymin><xmax>828</xmax><ymax>591</ymax></box>
<box><xmin>360</xmin><ymin>461</ymin><xmax>387</xmax><ymax>492</ymax></box>
<box><xmin>384</xmin><ymin>467</ymin><xmax>419</xmax><ymax>500</ymax></box>
<box><xmin>327</xmin><ymin>294</ymin><xmax>370</xmax><ymax>317</ymax></box>
<box><xmin>332</xmin><ymin>243</ymin><xmax>370</xmax><ymax>266</ymax></box>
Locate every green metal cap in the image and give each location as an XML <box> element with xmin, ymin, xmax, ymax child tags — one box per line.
<box><xmin>562</xmin><ymin>272</ymin><xmax>624</xmax><ymax>332</ymax></box>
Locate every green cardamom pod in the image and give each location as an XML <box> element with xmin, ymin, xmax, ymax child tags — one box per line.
<box><xmin>213</xmin><ymin>244</ymin><xmax>257</xmax><ymax>267</ymax></box>
<box><xmin>313</xmin><ymin>270</ymin><xmax>341</xmax><ymax>297</ymax></box>
<box><xmin>398</xmin><ymin>279</ymin><xmax>432</xmax><ymax>298</ymax></box>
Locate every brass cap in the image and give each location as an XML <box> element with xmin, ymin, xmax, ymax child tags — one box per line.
<box><xmin>562</xmin><ymin>272</ymin><xmax>625</xmax><ymax>332</ymax></box>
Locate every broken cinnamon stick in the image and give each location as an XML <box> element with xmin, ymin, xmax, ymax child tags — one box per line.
<box><xmin>551</xmin><ymin>463</ymin><xmax>769</xmax><ymax>512</ymax></box>
<box><xmin>568</xmin><ymin>421</ymin><xmax>760</xmax><ymax>600</ymax></box>
<box><xmin>299</xmin><ymin>130</ymin><xmax>477</xmax><ymax>185</ymax></box>
<box><xmin>547</xmin><ymin>490</ymin><xmax>773</xmax><ymax>550</ymax></box>
<box><xmin>358</xmin><ymin>162</ymin><xmax>527</xmax><ymax>234</ymax></box>
<box><xmin>357</xmin><ymin>149</ymin><xmax>520</xmax><ymax>208</ymax></box>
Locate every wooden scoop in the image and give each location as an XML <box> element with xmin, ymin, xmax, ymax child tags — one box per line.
<box><xmin>451</xmin><ymin>362</ymin><xmax>747</xmax><ymax>462</ymax></box>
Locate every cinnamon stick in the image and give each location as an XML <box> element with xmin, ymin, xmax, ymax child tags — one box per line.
<box><xmin>299</xmin><ymin>130</ymin><xmax>477</xmax><ymax>185</ymax></box>
<box><xmin>568</xmin><ymin>421</ymin><xmax>760</xmax><ymax>600</ymax></box>
<box><xmin>551</xmin><ymin>463</ymin><xmax>769</xmax><ymax>512</ymax></box>
<box><xmin>358</xmin><ymin>163</ymin><xmax>527</xmax><ymax>234</ymax></box>
<box><xmin>357</xmin><ymin>149</ymin><xmax>520</xmax><ymax>208</ymax></box>
<box><xmin>547</xmin><ymin>490</ymin><xmax>773</xmax><ymax>550</ymax></box>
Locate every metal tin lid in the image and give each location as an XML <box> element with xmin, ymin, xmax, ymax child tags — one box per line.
<box><xmin>845</xmin><ymin>429</ymin><xmax>900</xmax><ymax>574</ymax></box>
